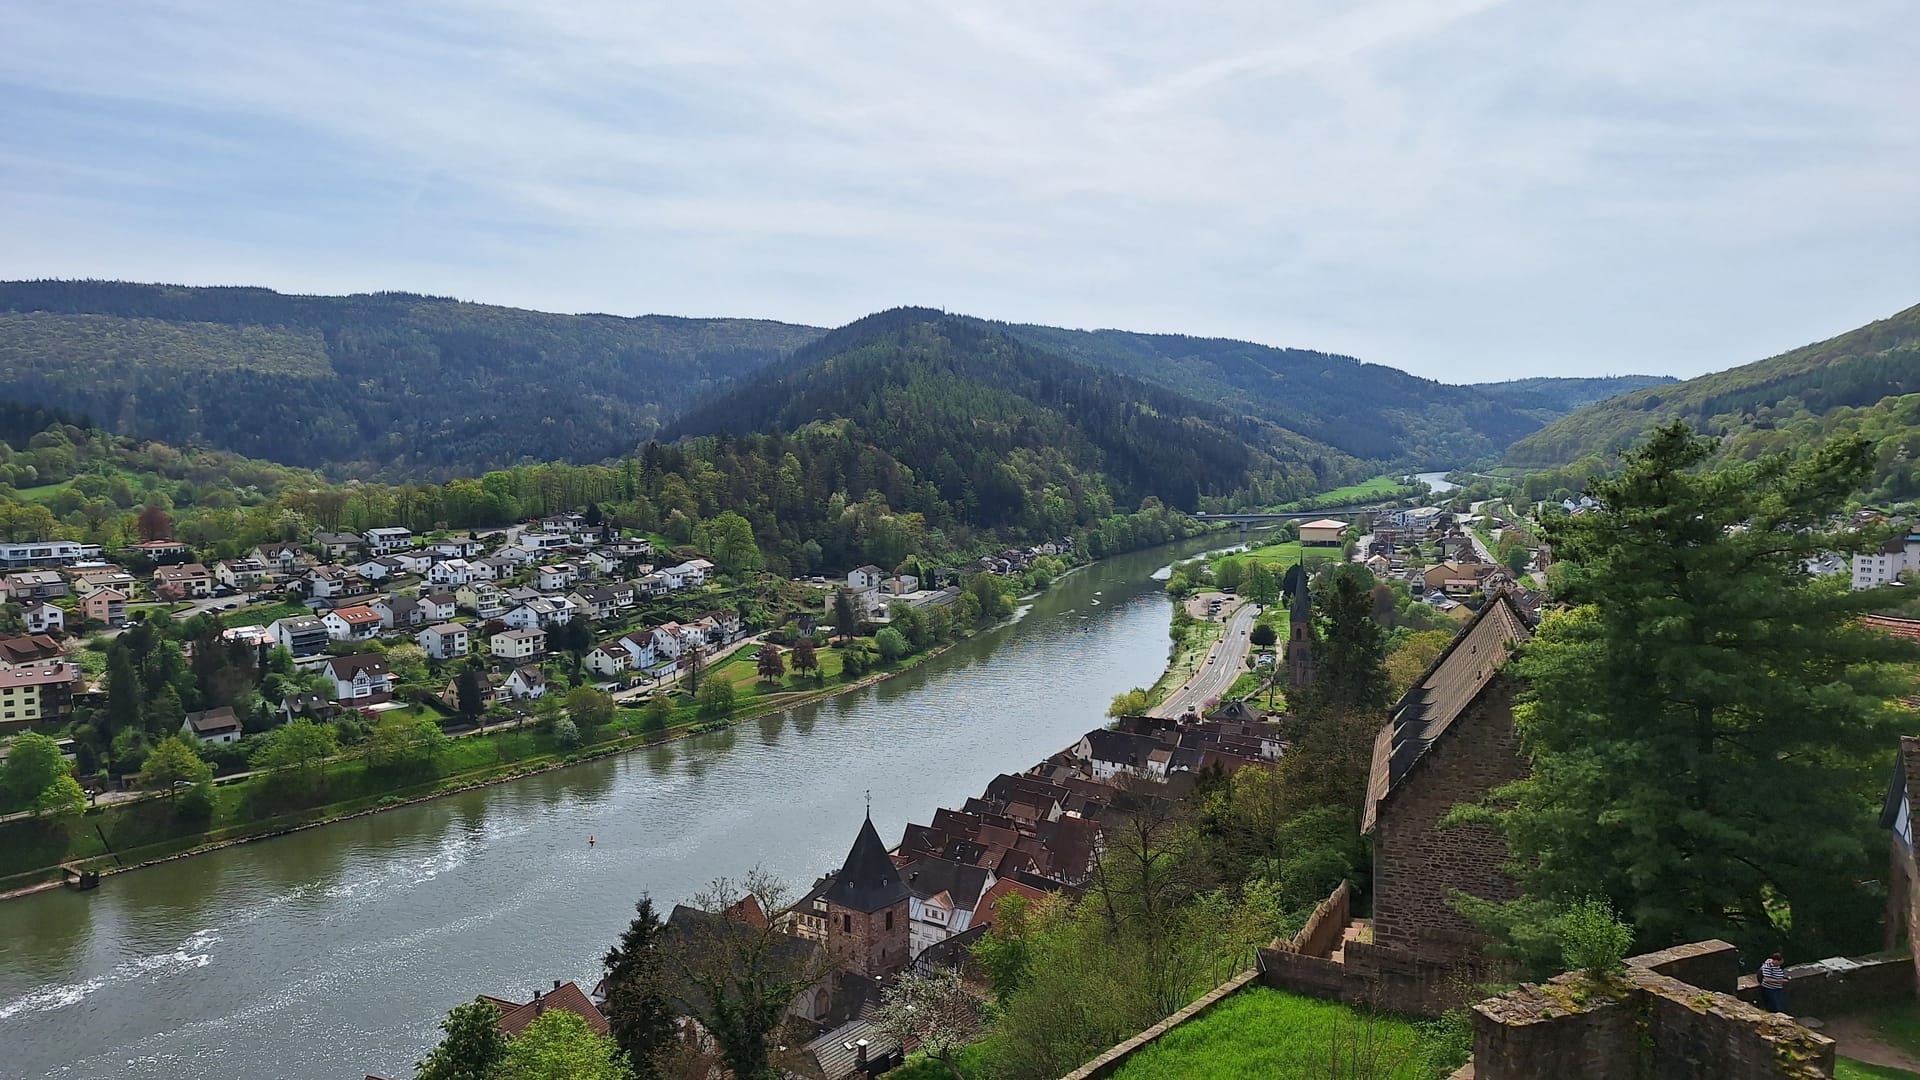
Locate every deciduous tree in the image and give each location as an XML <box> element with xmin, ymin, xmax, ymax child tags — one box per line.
<box><xmin>136</xmin><ymin>734</ymin><xmax>212</xmax><ymax>793</ymax></box>
<box><xmin>874</xmin><ymin>967</ymin><xmax>985</xmax><ymax>1080</ymax></box>
<box><xmin>414</xmin><ymin>997</ymin><xmax>508</xmax><ymax>1080</ymax></box>
<box><xmin>754</xmin><ymin>644</ymin><xmax>785</xmax><ymax>685</ymax></box>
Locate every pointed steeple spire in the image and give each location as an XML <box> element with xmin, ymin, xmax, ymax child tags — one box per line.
<box><xmin>822</xmin><ymin>811</ymin><xmax>908</xmax><ymax>913</ymax></box>
<box><xmin>1290</xmin><ymin>558</ymin><xmax>1311</xmax><ymax>623</ymax></box>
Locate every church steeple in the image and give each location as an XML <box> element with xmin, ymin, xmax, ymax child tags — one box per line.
<box><xmin>821</xmin><ymin>810</ymin><xmax>911</xmax><ymax>977</ymax></box>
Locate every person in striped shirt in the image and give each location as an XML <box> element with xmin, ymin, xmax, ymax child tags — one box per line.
<box><xmin>1758</xmin><ymin>952</ymin><xmax>1788</xmax><ymax>1013</ymax></box>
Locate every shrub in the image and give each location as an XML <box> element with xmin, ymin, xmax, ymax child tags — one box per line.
<box><xmin>1561</xmin><ymin>897</ymin><xmax>1634</xmax><ymax>980</ymax></box>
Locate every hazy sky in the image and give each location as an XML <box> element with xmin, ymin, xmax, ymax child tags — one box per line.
<box><xmin>2</xmin><ymin>1</ymin><xmax>1915</xmax><ymax>382</ymax></box>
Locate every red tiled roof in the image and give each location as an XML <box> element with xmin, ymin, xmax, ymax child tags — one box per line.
<box><xmin>331</xmin><ymin>605</ymin><xmax>381</xmax><ymax>624</ymax></box>
<box><xmin>1863</xmin><ymin>614</ymin><xmax>1920</xmax><ymax>644</ymax></box>
<box><xmin>486</xmin><ymin>981</ymin><xmax>609</xmax><ymax>1038</ymax></box>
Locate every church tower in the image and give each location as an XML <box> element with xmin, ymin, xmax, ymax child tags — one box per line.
<box><xmin>1287</xmin><ymin>565</ymin><xmax>1315</xmax><ymax>689</ymax></box>
<box><xmin>821</xmin><ymin>811</ymin><xmax>911</xmax><ymax>977</ymax></box>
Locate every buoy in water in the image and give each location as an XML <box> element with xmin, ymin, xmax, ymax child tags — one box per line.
<box><xmin>588</xmin><ymin>836</ymin><xmax>596</xmax><ymax>846</ymax></box>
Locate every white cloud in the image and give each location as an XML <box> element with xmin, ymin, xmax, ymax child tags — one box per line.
<box><xmin>0</xmin><ymin>0</ymin><xmax>1913</xmax><ymax>379</ymax></box>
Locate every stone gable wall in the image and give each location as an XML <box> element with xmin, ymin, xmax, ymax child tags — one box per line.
<box><xmin>1371</xmin><ymin>678</ymin><xmax>1524</xmax><ymax>961</ymax></box>
<box><xmin>825</xmin><ymin>896</ymin><xmax>909</xmax><ymax>978</ymax></box>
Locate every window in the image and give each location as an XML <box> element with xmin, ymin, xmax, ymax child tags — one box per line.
<box><xmin>884</xmin><ymin>911</ymin><xmax>893</xmax><ymax>931</ymax></box>
<box><xmin>842</xmin><ymin>914</ymin><xmax>851</xmax><ymax>934</ymax></box>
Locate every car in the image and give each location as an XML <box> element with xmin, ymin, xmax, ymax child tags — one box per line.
<box><xmin>1206</xmin><ymin>657</ymin><xmax>1215</xmax><ymax>665</ymax></box>
<box><xmin>220</xmin><ymin>602</ymin><xmax>238</xmax><ymax>610</ymax></box>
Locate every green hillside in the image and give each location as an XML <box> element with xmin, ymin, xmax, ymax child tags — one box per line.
<box><xmin>997</xmin><ymin>324</ymin><xmax>1657</xmax><ymax>466</ymax></box>
<box><xmin>0</xmin><ymin>280</ymin><xmax>823</xmax><ymax>478</ymax></box>
<box><xmin>1469</xmin><ymin>374</ymin><xmax>1677</xmax><ymax>414</ymax></box>
<box><xmin>1507</xmin><ymin>303</ymin><xmax>1920</xmax><ymax>471</ymax></box>
<box><xmin>665</xmin><ymin>308</ymin><xmax>1367</xmax><ymax>515</ymax></box>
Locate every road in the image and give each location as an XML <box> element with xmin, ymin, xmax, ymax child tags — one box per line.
<box><xmin>1152</xmin><ymin>599</ymin><xmax>1260</xmax><ymax>717</ymax></box>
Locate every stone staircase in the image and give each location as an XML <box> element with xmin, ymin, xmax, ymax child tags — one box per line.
<box><xmin>1329</xmin><ymin>918</ymin><xmax>1372</xmax><ymax>964</ymax></box>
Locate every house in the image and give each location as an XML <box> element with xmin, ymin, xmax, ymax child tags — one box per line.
<box><xmin>429</xmin><ymin>559</ymin><xmax>475</xmax><ymax>587</ymax></box>
<box><xmin>650</xmin><ymin>622</ymin><xmax>703</xmax><ymax>661</ymax></box>
<box><xmin>584</xmin><ymin>642</ymin><xmax>630</xmax><ymax>677</ymax></box>
<box><xmin>521</xmin><ymin>531</ymin><xmax>573</xmax><ymax>551</ymax></box>
<box><xmin>472</xmin><ymin>556</ymin><xmax>516</xmax><ymax>582</ymax></box>
<box><xmin>321</xmin><ymin>654</ymin><xmax>393</xmax><ymax>705</ymax></box>
<box><xmin>613</xmin><ymin>630</ymin><xmax>659</xmax><ymax>670</ymax></box>
<box><xmin>0</xmin><ymin>662</ymin><xmax>79</xmax><ymax>729</ymax></box>
<box><xmin>661</xmin><ymin>559</ymin><xmax>714</xmax><ymax>589</ymax></box>
<box><xmin>480</xmin><ymin>980</ymin><xmax>608</xmax><ymax>1040</ymax></box>
<box><xmin>1365</xmin><ymin>554</ymin><xmax>1393</xmax><ymax>577</ymax></box>
<box><xmin>430</xmin><ymin>537</ymin><xmax>483</xmax><ymax>559</ymax></box>
<box><xmin>69</xmin><ymin>567</ymin><xmax>136</xmax><ymax>598</ymax></box>
<box><xmin>372</xmin><ymin>594</ymin><xmax>424</xmax><ymax>630</ymax></box>
<box><xmin>269</xmin><ymin>615</ymin><xmax>330</xmax><ymax>657</ymax></box>
<box><xmin>0</xmin><ymin>634</ymin><xmax>62</xmax><ymax>667</ymax></box>
<box><xmin>304</xmin><ymin>565</ymin><xmax>353</xmax><ymax>600</ymax></box>
<box><xmin>313</xmin><ymin>531</ymin><xmax>363</xmax><ymax>559</ymax></box>
<box><xmin>534</xmin><ymin>564</ymin><xmax>575</xmax><ymax>593</ymax></box>
<box><xmin>1421</xmin><ymin>560</ymin><xmax>1497</xmax><ymax>595</ymax></box>
<box><xmin>567</xmin><ymin>585</ymin><xmax>620</xmax><ymax>622</ymax></box>
<box><xmin>419</xmin><ymin>592</ymin><xmax>461</xmax><ymax>623</ymax></box>
<box><xmin>1880</xmin><ymin>735</ymin><xmax>1920</xmax><ymax>989</ymax></box>
<box><xmin>1</xmin><ymin>570</ymin><xmax>69</xmax><ymax>601</ymax></box>
<box><xmin>352</xmin><ymin>556</ymin><xmax>405</xmax><ymax>582</ymax></box>
<box><xmin>0</xmin><ymin>540</ymin><xmax>86</xmax><ymax>569</ymax></box>
<box><xmin>504</xmin><ymin>666</ymin><xmax>547</xmax><ymax>700</ymax></box>
<box><xmin>698</xmin><ymin>609</ymin><xmax>744</xmax><ymax>644</ymax></box>
<box><xmin>213</xmin><ymin>558</ymin><xmax>269</xmax><ymax>590</ymax></box>
<box><xmin>22</xmin><ymin>602</ymin><xmax>63</xmax><ymax>634</ymax></box>
<box><xmin>416</xmin><ymin>622</ymin><xmax>470</xmax><ymax>660</ymax></box>
<box><xmin>504</xmin><ymin>599</ymin><xmax>570</xmax><ymax>630</ymax></box>
<box><xmin>153</xmin><ymin>563</ymin><xmax>214</xmax><ymax>600</ymax></box>
<box><xmin>1299</xmin><ymin>519</ymin><xmax>1349</xmax><ymax>546</ymax></box>
<box><xmin>848</xmin><ymin>565</ymin><xmax>885</xmax><ymax>591</ymax></box>
<box><xmin>635</xmin><ymin>571</ymin><xmax>670</xmax><ymax>597</ymax></box>
<box><xmin>1853</xmin><ymin>531</ymin><xmax>1920</xmax><ymax>590</ymax></box>
<box><xmin>1073</xmin><ymin>728</ymin><xmax>1163</xmax><ymax>781</ymax></box>
<box><xmin>494</xmin><ymin>544</ymin><xmax>540</xmax><ymax>566</ymax></box>
<box><xmin>389</xmin><ymin>550</ymin><xmax>435</xmax><ymax>574</ymax></box>
<box><xmin>220</xmin><ymin>624</ymin><xmax>273</xmax><ymax>649</ymax></box>
<box><xmin>278</xmin><ymin>691</ymin><xmax>332</xmax><ymax>722</ymax></box>
<box><xmin>322</xmin><ymin>605</ymin><xmax>384</xmax><ymax>642</ymax></box>
<box><xmin>1360</xmin><ymin>593</ymin><xmax>1532</xmax><ymax>967</ymax></box>
<box><xmin>455</xmin><ymin>582</ymin><xmax>507</xmax><ymax>618</ymax></box>
<box><xmin>251</xmin><ymin>542</ymin><xmax>309</xmax><ymax>573</ymax></box>
<box><xmin>83</xmin><ymin>588</ymin><xmax>128</xmax><ymax>627</ymax></box>
<box><xmin>491</xmin><ymin>627</ymin><xmax>546</xmax><ymax>661</ymax></box>
<box><xmin>899</xmin><ymin>855</ymin><xmax>994</xmax><ymax>960</ymax></box>
<box><xmin>181</xmin><ymin>706</ymin><xmax>243</xmax><ymax>745</ymax></box>
<box><xmin>364</xmin><ymin>527</ymin><xmax>414</xmax><ymax>555</ymax></box>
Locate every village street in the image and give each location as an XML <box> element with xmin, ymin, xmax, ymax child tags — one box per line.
<box><xmin>1152</xmin><ymin>598</ymin><xmax>1259</xmax><ymax>718</ymax></box>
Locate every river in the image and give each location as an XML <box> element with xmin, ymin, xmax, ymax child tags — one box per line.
<box><xmin>0</xmin><ymin>535</ymin><xmax>1225</xmax><ymax>1080</ymax></box>
<box><xmin>1410</xmin><ymin>470</ymin><xmax>1460</xmax><ymax>494</ymax></box>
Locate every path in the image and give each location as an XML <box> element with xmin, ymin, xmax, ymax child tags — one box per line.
<box><xmin>1819</xmin><ymin>1013</ymin><xmax>1920</xmax><ymax>1074</ymax></box>
<box><xmin>1153</xmin><ymin>599</ymin><xmax>1259</xmax><ymax>717</ymax></box>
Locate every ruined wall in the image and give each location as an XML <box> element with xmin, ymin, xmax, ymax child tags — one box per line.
<box><xmin>1370</xmin><ymin>679</ymin><xmax>1525</xmax><ymax>963</ymax></box>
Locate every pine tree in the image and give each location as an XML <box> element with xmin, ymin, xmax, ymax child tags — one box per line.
<box><xmin>602</xmin><ymin>896</ymin><xmax>677</xmax><ymax>1080</ymax></box>
<box><xmin>1304</xmin><ymin>572</ymin><xmax>1388</xmax><ymax>715</ymax></box>
<box><xmin>1485</xmin><ymin>424</ymin><xmax>1918</xmax><ymax>958</ymax></box>
<box><xmin>104</xmin><ymin>644</ymin><xmax>142</xmax><ymax>737</ymax></box>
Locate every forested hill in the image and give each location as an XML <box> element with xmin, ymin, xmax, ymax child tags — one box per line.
<box><xmin>664</xmin><ymin>308</ymin><xmax>1367</xmax><ymax>515</ymax></box>
<box><xmin>1468</xmin><ymin>374</ymin><xmax>1677</xmax><ymax>415</ymax></box>
<box><xmin>995</xmin><ymin>324</ymin><xmax>1660</xmax><ymax>466</ymax></box>
<box><xmin>1504</xmin><ymin>303</ymin><xmax>1920</xmax><ymax>501</ymax></box>
<box><xmin>0</xmin><ymin>280</ymin><xmax>822</xmax><ymax>478</ymax></box>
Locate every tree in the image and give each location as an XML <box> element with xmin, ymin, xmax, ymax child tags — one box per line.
<box><xmin>415</xmin><ymin>997</ymin><xmax>509</xmax><ymax>1080</ymax></box>
<box><xmin>1479</xmin><ymin>425</ymin><xmax>1919</xmax><ymax>959</ymax></box>
<box><xmin>602</xmin><ymin>896</ymin><xmax>677</xmax><ymax>1080</ymax></box>
<box><xmin>696</xmin><ymin>511</ymin><xmax>762</xmax><ymax>574</ymax></box>
<box><xmin>642</xmin><ymin>695</ymin><xmax>673</xmax><ymax>736</ymax></box>
<box><xmin>104</xmin><ymin>644</ymin><xmax>142</xmax><ymax>737</ymax></box>
<box><xmin>1503</xmin><ymin>543</ymin><xmax>1532</xmax><ymax>576</ymax></box>
<box><xmin>789</xmin><ymin>638</ymin><xmax>818</xmax><ymax>678</ymax></box>
<box><xmin>456</xmin><ymin>667</ymin><xmax>489</xmax><ymax>719</ymax></box>
<box><xmin>34</xmin><ymin>773</ymin><xmax>86</xmax><ymax>820</ymax></box>
<box><xmin>684</xmin><ymin>645</ymin><xmax>705</xmax><ymax>694</ymax></box>
<box><xmin>1107</xmin><ymin>687</ymin><xmax>1151</xmax><ymax>718</ymax></box>
<box><xmin>665</xmin><ymin>869</ymin><xmax>834</xmax><ymax>1080</ymax></box>
<box><xmin>698</xmin><ymin>679</ymin><xmax>735</xmax><ymax>720</ymax></box>
<box><xmin>832</xmin><ymin>589</ymin><xmax>859</xmax><ymax>642</ymax></box>
<box><xmin>566</xmin><ymin>685</ymin><xmax>615</xmax><ymax>736</ymax></box>
<box><xmin>1</xmin><ymin>731</ymin><xmax>68</xmax><ymax>811</ymax></box>
<box><xmin>1248</xmin><ymin>623</ymin><xmax>1277</xmax><ymax>648</ymax></box>
<box><xmin>873</xmin><ymin>626</ymin><xmax>909</xmax><ymax>664</ymax></box>
<box><xmin>1305</xmin><ymin>572</ymin><xmax>1389</xmax><ymax>715</ymax></box>
<box><xmin>874</xmin><ymin>967</ymin><xmax>986</xmax><ymax>1080</ymax></box>
<box><xmin>1243</xmin><ymin>561</ymin><xmax>1279</xmax><ymax>607</ymax></box>
<box><xmin>250</xmin><ymin>719</ymin><xmax>339</xmax><ymax>791</ymax></box>
<box><xmin>552</xmin><ymin>716</ymin><xmax>581</xmax><ymax>749</ymax></box>
<box><xmin>1384</xmin><ymin>628</ymin><xmax>1453</xmax><ymax>699</ymax></box>
<box><xmin>496</xmin><ymin>1008</ymin><xmax>627</xmax><ymax>1080</ymax></box>
<box><xmin>136</xmin><ymin>503</ymin><xmax>173</xmax><ymax>541</ymax></box>
<box><xmin>754</xmin><ymin>644</ymin><xmax>785</xmax><ymax>685</ymax></box>
<box><xmin>136</xmin><ymin>734</ymin><xmax>212</xmax><ymax>793</ymax></box>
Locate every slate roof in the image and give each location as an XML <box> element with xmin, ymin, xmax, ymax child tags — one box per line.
<box><xmin>899</xmin><ymin>855</ymin><xmax>992</xmax><ymax>911</ymax></box>
<box><xmin>184</xmin><ymin>706</ymin><xmax>241</xmax><ymax>735</ymax></box>
<box><xmin>822</xmin><ymin>814</ymin><xmax>910</xmax><ymax>913</ymax></box>
<box><xmin>1880</xmin><ymin>735</ymin><xmax>1920</xmax><ymax>831</ymax></box>
<box><xmin>1361</xmin><ymin>591</ymin><xmax>1531</xmax><ymax>834</ymax></box>
<box><xmin>804</xmin><ymin>1014</ymin><xmax>900</xmax><ymax>1080</ymax></box>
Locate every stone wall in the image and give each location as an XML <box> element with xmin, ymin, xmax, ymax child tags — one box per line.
<box><xmin>1259</xmin><ymin>937</ymin><xmax>1478</xmax><ymax>1017</ymax></box>
<box><xmin>1273</xmin><ymin>880</ymin><xmax>1351</xmax><ymax>958</ymax></box>
<box><xmin>1894</xmin><ymin>832</ymin><xmax>1920</xmax><ymax>991</ymax></box>
<box><xmin>1370</xmin><ymin>678</ymin><xmax>1525</xmax><ymax>963</ymax></box>
<box><xmin>1468</xmin><ymin>941</ymin><xmax>1837</xmax><ymax>1080</ymax></box>
<box><xmin>824</xmin><ymin>896</ymin><xmax>909</xmax><ymax>978</ymax></box>
<box><xmin>1734</xmin><ymin>955</ymin><xmax>1916</xmax><ymax>1017</ymax></box>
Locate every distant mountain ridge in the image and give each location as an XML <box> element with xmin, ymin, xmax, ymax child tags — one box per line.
<box><xmin>0</xmin><ymin>279</ymin><xmax>1671</xmax><ymax>482</ymax></box>
<box><xmin>1506</xmin><ymin>303</ymin><xmax>1920</xmax><ymax>480</ymax></box>
<box><xmin>664</xmin><ymin>307</ymin><xmax>1365</xmax><ymax>514</ymax></box>
<box><xmin>1468</xmin><ymin>374</ymin><xmax>1678</xmax><ymax>415</ymax></box>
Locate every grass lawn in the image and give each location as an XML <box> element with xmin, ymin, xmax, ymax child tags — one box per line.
<box><xmin>1838</xmin><ymin>1060</ymin><xmax>1920</xmax><ymax>1080</ymax></box>
<box><xmin>1110</xmin><ymin>988</ymin><xmax>1447</xmax><ymax>1080</ymax></box>
<box><xmin>879</xmin><ymin>1043</ymin><xmax>991</xmax><ymax>1080</ymax></box>
<box><xmin>14</xmin><ymin>480</ymin><xmax>74</xmax><ymax>504</ymax></box>
<box><xmin>1273</xmin><ymin>474</ymin><xmax>1418</xmax><ymax>511</ymax></box>
<box><xmin>234</xmin><ymin>600</ymin><xmax>312</xmax><ymax>624</ymax></box>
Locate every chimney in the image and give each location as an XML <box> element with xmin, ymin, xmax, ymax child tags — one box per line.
<box><xmin>553</xmin><ymin>979</ymin><xmax>563</xmax><ymax>990</ymax></box>
<box><xmin>855</xmin><ymin>1038</ymin><xmax>869</xmax><ymax>1069</ymax></box>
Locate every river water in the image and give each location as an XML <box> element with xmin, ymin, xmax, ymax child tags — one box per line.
<box><xmin>0</xmin><ymin>535</ymin><xmax>1223</xmax><ymax>1080</ymax></box>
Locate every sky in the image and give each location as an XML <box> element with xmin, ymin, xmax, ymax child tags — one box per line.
<box><xmin>1</xmin><ymin>1</ymin><xmax>1915</xmax><ymax>382</ymax></box>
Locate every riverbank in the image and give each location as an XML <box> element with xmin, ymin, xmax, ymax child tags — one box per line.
<box><xmin>0</xmin><ymin>638</ymin><xmax>962</xmax><ymax>901</ymax></box>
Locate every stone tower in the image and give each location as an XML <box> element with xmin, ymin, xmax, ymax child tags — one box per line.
<box><xmin>821</xmin><ymin>811</ymin><xmax>911</xmax><ymax>977</ymax></box>
<box><xmin>1287</xmin><ymin>565</ymin><xmax>1314</xmax><ymax>689</ymax></box>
